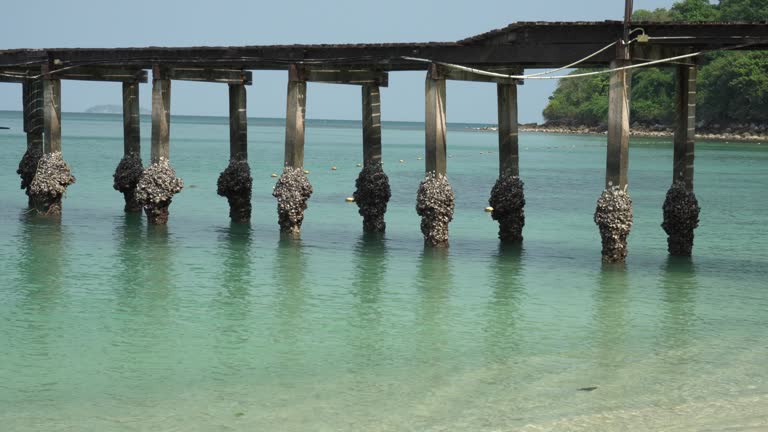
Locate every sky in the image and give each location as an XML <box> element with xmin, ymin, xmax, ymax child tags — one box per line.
<box><xmin>0</xmin><ymin>0</ymin><xmax>674</xmax><ymax>124</ymax></box>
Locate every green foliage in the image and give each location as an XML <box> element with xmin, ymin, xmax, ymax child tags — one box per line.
<box><xmin>542</xmin><ymin>0</ymin><xmax>767</xmax><ymax>128</ymax></box>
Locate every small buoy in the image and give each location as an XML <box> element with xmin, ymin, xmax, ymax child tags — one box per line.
<box><xmin>271</xmin><ymin>173</ymin><xmax>278</xmax><ymax>178</ymax></box>
<box><xmin>480</xmin><ymin>152</ymin><xmax>484</xmax><ymax>154</ymax></box>
<box><xmin>304</xmin><ymin>170</ymin><xmax>310</xmax><ymax>174</ymax></box>
<box><xmin>345</xmin><ymin>197</ymin><xmax>355</xmax><ymax>202</ymax></box>
<box><xmin>417</xmin><ymin>157</ymin><xmax>422</xmax><ymax>160</ymax></box>
<box><xmin>399</xmin><ymin>159</ymin><xmax>405</xmax><ymax>163</ymax></box>
<box><xmin>331</xmin><ymin>166</ymin><xmax>337</xmax><ymax>171</ymax></box>
<box><xmin>356</xmin><ymin>163</ymin><xmax>362</xmax><ymax>167</ymax></box>
<box><xmin>485</xmin><ymin>206</ymin><xmax>494</xmax><ymax>212</ymax></box>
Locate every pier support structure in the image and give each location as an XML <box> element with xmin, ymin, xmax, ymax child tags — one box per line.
<box><xmin>417</xmin><ymin>65</ymin><xmax>454</xmax><ymax>247</ymax></box>
<box><xmin>273</xmin><ymin>65</ymin><xmax>313</xmax><ymax>238</ymax></box>
<box><xmin>135</xmin><ymin>67</ymin><xmax>183</xmax><ymax>225</ymax></box>
<box><xmin>594</xmin><ymin>59</ymin><xmax>633</xmax><ymax>263</ymax></box>
<box><xmin>27</xmin><ymin>71</ymin><xmax>76</xmax><ymax>215</ymax></box>
<box><xmin>113</xmin><ymin>80</ymin><xmax>144</xmax><ymax>212</ymax></box>
<box><xmin>18</xmin><ymin>78</ymin><xmax>43</xmax><ymax>203</ymax></box>
<box><xmin>217</xmin><ymin>83</ymin><xmax>253</xmax><ymax>223</ymax></box>
<box><xmin>662</xmin><ymin>64</ymin><xmax>700</xmax><ymax>256</ymax></box>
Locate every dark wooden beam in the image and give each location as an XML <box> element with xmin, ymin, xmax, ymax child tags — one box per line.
<box><xmin>362</xmin><ymin>84</ymin><xmax>382</xmax><ymax>165</ymax></box>
<box><xmin>497</xmin><ymin>82</ymin><xmax>519</xmax><ymax>177</ymax></box>
<box><xmin>150</xmin><ymin>71</ymin><xmax>171</xmax><ymax>163</ymax></box>
<box><xmin>284</xmin><ymin>65</ymin><xmax>306</xmax><ymax>168</ymax></box>
<box><xmin>673</xmin><ymin>65</ymin><xmax>696</xmax><ymax>191</ymax></box>
<box><xmin>162</xmin><ymin>67</ymin><xmax>252</xmax><ymax>85</ymax></box>
<box><xmin>300</xmin><ymin>68</ymin><xmax>388</xmax><ymax>86</ymax></box>
<box><xmin>229</xmin><ymin>84</ymin><xmax>247</xmax><ymax>161</ymax></box>
<box><xmin>425</xmin><ymin>65</ymin><xmax>447</xmax><ymax>175</ymax></box>
<box><xmin>56</xmin><ymin>67</ymin><xmax>148</xmax><ymax>83</ymax></box>
<box><xmin>436</xmin><ymin>64</ymin><xmax>523</xmax><ymax>84</ymax></box>
<box><xmin>605</xmin><ymin>59</ymin><xmax>631</xmax><ymax>189</ymax></box>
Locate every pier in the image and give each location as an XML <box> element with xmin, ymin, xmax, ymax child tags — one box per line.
<box><xmin>1</xmin><ymin>17</ymin><xmax>766</xmax><ymax>262</ymax></box>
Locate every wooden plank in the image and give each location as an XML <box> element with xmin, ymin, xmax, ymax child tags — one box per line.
<box><xmin>302</xmin><ymin>69</ymin><xmax>388</xmax><ymax>86</ymax></box>
<box><xmin>43</xmin><ymin>78</ymin><xmax>61</xmax><ymax>154</ymax></box>
<box><xmin>440</xmin><ymin>65</ymin><xmax>523</xmax><ymax>84</ymax></box>
<box><xmin>673</xmin><ymin>65</ymin><xmax>696</xmax><ymax>191</ymax></box>
<box><xmin>362</xmin><ymin>84</ymin><xmax>382</xmax><ymax>165</ymax></box>
<box><xmin>57</xmin><ymin>67</ymin><xmax>148</xmax><ymax>83</ymax></box>
<box><xmin>150</xmin><ymin>77</ymin><xmax>171</xmax><ymax>163</ymax></box>
<box><xmin>497</xmin><ymin>83</ymin><xmax>519</xmax><ymax>177</ymax></box>
<box><xmin>425</xmin><ymin>65</ymin><xmax>447</xmax><ymax>175</ymax></box>
<box><xmin>122</xmin><ymin>81</ymin><xmax>141</xmax><ymax>156</ymax></box>
<box><xmin>284</xmin><ymin>66</ymin><xmax>306</xmax><ymax>168</ymax></box>
<box><xmin>165</xmin><ymin>67</ymin><xmax>252</xmax><ymax>85</ymax></box>
<box><xmin>0</xmin><ymin>71</ymin><xmax>26</xmax><ymax>83</ymax></box>
<box><xmin>229</xmin><ymin>84</ymin><xmax>248</xmax><ymax>161</ymax></box>
<box><xmin>605</xmin><ymin>59</ymin><xmax>631</xmax><ymax>189</ymax></box>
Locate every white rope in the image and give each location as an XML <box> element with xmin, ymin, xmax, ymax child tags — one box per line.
<box><xmin>524</xmin><ymin>41</ymin><xmax>618</xmax><ymax>77</ymax></box>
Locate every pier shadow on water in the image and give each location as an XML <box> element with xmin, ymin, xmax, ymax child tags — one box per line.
<box><xmin>592</xmin><ymin>262</ymin><xmax>630</xmax><ymax>369</ymax></box>
<box><xmin>656</xmin><ymin>256</ymin><xmax>698</xmax><ymax>363</ymax></box>
<box><xmin>414</xmin><ymin>246</ymin><xmax>454</xmax><ymax>369</ymax></box>
<box><xmin>484</xmin><ymin>242</ymin><xmax>525</xmax><ymax>365</ymax></box>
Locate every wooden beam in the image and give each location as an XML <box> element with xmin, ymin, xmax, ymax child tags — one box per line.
<box><xmin>284</xmin><ymin>65</ymin><xmax>306</xmax><ymax>168</ymax></box>
<box><xmin>43</xmin><ymin>77</ymin><xmax>61</xmax><ymax>154</ymax></box>
<box><xmin>150</xmin><ymin>73</ymin><xmax>171</xmax><ymax>163</ymax></box>
<box><xmin>438</xmin><ymin>65</ymin><xmax>523</xmax><ymax>84</ymax></box>
<box><xmin>229</xmin><ymin>84</ymin><xmax>247</xmax><ymax>161</ymax></box>
<box><xmin>122</xmin><ymin>81</ymin><xmax>141</xmax><ymax>156</ymax></box>
<box><xmin>300</xmin><ymin>68</ymin><xmax>388</xmax><ymax>86</ymax></box>
<box><xmin>673</xmin><ymin>65</ymin><xmax>696</xmax><ymax>191</ymax></box>
<box><xmin>497</xmin><ymin>82</ymin><xmax>519</xmax><ymax>177</ymax></box>
<box><xmin>362</xmin><ymin>84</ymin><xmax>382</xmax><ymax>165</ymax></box>
<box><xmin>0</xmin><ymin>71</ymin><xmax>26</xmax><ymax>83</ymax></box>
<box><xmin>56</xmin><ymin>67</ymin><xmax>148</xmax><ymax>83</ymax></box>
<box><xmin>163</xmin><ymin>67</ymin><xmax>252</xmax><ymax>85</ymax></box>
<box><xmin>605</xmin><ymin>59</ymin><xmax>631</xmax><ymax>189</ymax></box>
<box><xmin>425</xmin><ymin>65</ymin><xmax>447</xmax><ymax>175</ymax></box>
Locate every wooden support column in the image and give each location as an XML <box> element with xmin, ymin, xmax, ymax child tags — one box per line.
<box><xmin>673</xmin><ymin>65</ymin><xmax>696</xmax><ymax>191</ymax></box>
<box><xmin>284</xmin><ymin>65</ymin><xmax>306</xmax><ymax>168</ymax></box>
<box><xmin>150</xmin><ymin>69</ymin><xmax>171</xmax><ymax>163</ymax></box>
<box><xmin>425</xmin><ymin>65</ymin><xmax>447</xmax><ymax>175</ymax></box>
<box><xmin>122</xmin><ymin>81</ymin><xmax>141</xmax><ymax>156</ymax></box>
<box><xmin>362</xmin><ymin>83</ymin><xmax>382</xmax><ymax>165</ymax></box>
<box><xmin>605</xmin><ymin>59</ymin><xmax>631</xmax><ymax>188</ymax></box>
<box><xmin>229</xmin><ymin>83</ymin><xmax>248</xmax><ymax>161</ymax></box>
<box><xmin>42</xmin><ymin>77</ymin><xmax>61</xmax><ymax>154</ymax></box>
<box><xmin>23</xmin><ymin>78</ymin><xmax>43</xmax><ymax>150</ymax></box>
<box><xmin>497</xmin><ymin>82</ymin><xmax>519</xmax><ymax>176</ymax></box>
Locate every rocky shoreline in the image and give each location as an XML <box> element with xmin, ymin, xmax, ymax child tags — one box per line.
<box><xmin>468</xmin><ymin>124</ymin><xmax>768</xmax><ymax>142</ymax></box>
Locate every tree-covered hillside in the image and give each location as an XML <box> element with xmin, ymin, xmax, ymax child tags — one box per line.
<box><xmin>542</xmin><ymin>0</ymin><xmax>768</xmax><ymax>129</ymax></box>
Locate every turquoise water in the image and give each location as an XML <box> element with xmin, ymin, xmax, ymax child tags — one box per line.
<box><xmin>1</xmin><ymin>111</ymin><xmax>767</xmax><ymax>431</ymax></box>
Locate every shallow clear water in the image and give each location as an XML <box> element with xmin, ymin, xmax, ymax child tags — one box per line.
<box><xmin>0</xmin><ymin>111</ymin><xmax>767</xmax><ymax>431</ymax></box>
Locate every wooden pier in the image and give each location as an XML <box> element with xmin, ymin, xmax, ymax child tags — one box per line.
<box><xmin>1</xmin><ymin>19</ymin><xmax>766</xmax><ymax>261</ymax></box>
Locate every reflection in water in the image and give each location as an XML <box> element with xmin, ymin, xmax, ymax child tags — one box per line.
<box><xmin>348</xmin><ymin>233</ymin><xmax>388</xmax><ymax>373</ymax></box>
<box><xmin>9</xmin><ymin>212</ymin><xmax>67</xmax><ymax>404</ymax></box>
<box><xmin>484</xmin><ymin>243</ymin><xmax>525</xmax><ymax>365</ymax></box>
<box><xmin>112</xmin><ymin>213</ymin><xmax>146</xmax><ymax>306</ymax></box>
<box><xmin>593</xmin><ymin>263</ymin><xmax>630</xmax><ymax>368</ymax></box>
<box><xmin>271</xmin><ymin>238</ymin><xmax>308</xmax><ymax>377</ymax></box>
<box><xmin>415</xmin><ymin>247</ymin><xmax>454</xmax><ymax>367</ymax></box>
<box><xmin>657</xmin><ymin>257</ymin><xmax>698</xmax><ymax>361</ymax></box>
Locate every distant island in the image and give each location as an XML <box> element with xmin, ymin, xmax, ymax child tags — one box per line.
<box><xmin>85</xmin><ymin>104</ymin><xmax>151</xmax><ymax>115</ymax></box>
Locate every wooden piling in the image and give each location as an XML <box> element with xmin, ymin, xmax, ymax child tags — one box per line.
<box><xmin>425</xmin><ymin>65</ymin><xmax>447</xmax><ymax>175</ymax></box>
<box><xmin>43</xmin><ymin>78</ymin><xmax>61</xmax><ymax>154</ymax></box>
<box><xmin>229</xmin><ymin>84</ymin><xmax>248</xmax><ymax>161</ymax></box>
<box><xmin>497</xmin><ymin>83</ymin><xmax>519</xmax><ymax>177</ymax></box>
<box><xmin>23</xmin><ymin>78</ymin><xmax>43</xmax><ymax>150</ymax></box>
<box><xmin>673</xmin><ymin>65</ymin><xmax>696</xmax><ymax>191</ymax></box>
<box><xmin>122</xmin><ymin>81</ymin><xmax>141</xmax><ymax>156</ymax></box>
<box><xmin>150</xmin><ymin>71</ymin><xmax>171</xmax><ymax>163</ymax></box>
<box><xmin>284</xmin><ymin>65</ymin><xmax>306</xmax><ymax>168</ymax></box>
<box><xmin>362</xmin><ymin>84</ymin><xmax>382</xmax><ymax>165</ymax></box>
<box><xmin>605</xmin><ymin>59</ymin><xmax>631</xmax><ymax>189</ymax></box>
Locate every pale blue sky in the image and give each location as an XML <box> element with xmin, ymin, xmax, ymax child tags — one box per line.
<box><xmin>0</xmin><ymin>0</ymin><xmax>672</xmax><ymax>123</ymax></box>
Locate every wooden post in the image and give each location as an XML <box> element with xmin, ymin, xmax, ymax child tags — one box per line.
<box><xmin>122</xmin><ymin>81</ymin><xmax>141</xmax><ymax>156</ymax></box>
<box><xmin>23</xmin><ymin>79</ymin><xmax>43</xmax><ymax>150</ymax></box>
<box><xmin>43</xmin><ymin>78</ymin><xmax>61</xmax><ymax>154</ymax></box>
<box><xmin>425</xmin><ymin>65</ymin><xmax>447</xmax><ymax>175</ymax></box>
<box><xmin>497</xmin><ymin>82</ymin><xmax>519</xmax><ymax>176</ymax></box>
<box><xmin>284</xmin><ymin>65</ymin><xmax>306</xmax><ymax>168</ymax></box>
<box><xmin>362</xmin><ymin>83</ymin><xmax>382</xmax><ymax>165</ymax></box>
<box><xmin>605</xmin><ymin>59</ymin><xmax>631</xmax><ymax>188</ymax></box>
<box><xmin>229</xmin><ymin>83</ymin><xmax>248</xmax><ymax>161</ymax></box>
<box><xmin>150</xmin><ymin>68</ymin><xmax>171</xmax><ymax>163</ymax></box>
<box><xmin>673</xmin><ymin>65</ymin><xmax>696</xmax><ymax>191</ymax></box>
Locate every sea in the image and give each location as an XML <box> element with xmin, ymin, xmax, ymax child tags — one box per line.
<box><xmin>0</xmin><ymin>110</ymin><xmax>766</xmax><ymax>431</ymax></box>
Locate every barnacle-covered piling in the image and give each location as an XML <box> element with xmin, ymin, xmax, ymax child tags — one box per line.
<box><xmin>28</xmin><ymin>152</ymin><xmax>76</xmax><ymax>216</ymax></box>
<box><xmin>662</xmin><ymin>181</ymin><xmax>700</xmax><ymax>256</ymax></box>
<box><xmin>489</xmin><ymin>173</ymin><xmax>525</xmax><ymax>242</ymax></box>
<box><xmin>135</xmin><ymin>158</ymin><xmax>183</xmax><ymax>225</ymax></box>
<box><xmin>113</xmin><ymin>153</ymin><xmax>144</xmax><ymax>212</ymax></box>
<box><xmin>17</xmin><ymin>147</ymin><xmax>42</xmax><ymax>192</ymax></box>
<box><xmin>273</xmin><ymin>167</ymin><xmax>313</xmax><ymax>238</ymax></box>
<box><xmin>416</xmin><ymin>172</ymin><xmax>455</xmax><ymax>247</ymax></box>
<box><xmin>353</xmin><ymin>162</ymin><xmax>391</xmax><ymax>233</ymax></box>
<box><xmin>594</xmin><ymin>186</ymin><xmax>633</xmax><ymax>263</ymax></box>
<box><xmin>217</xmin><ymin>160</ymin><xmax>253</xmax><ymax>223</ymax></box>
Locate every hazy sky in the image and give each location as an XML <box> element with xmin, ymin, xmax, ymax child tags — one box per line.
<box><xmin>0</xmin><ymin>0</ymin><xmax>673</xmax><ymax>123</ymax></box>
